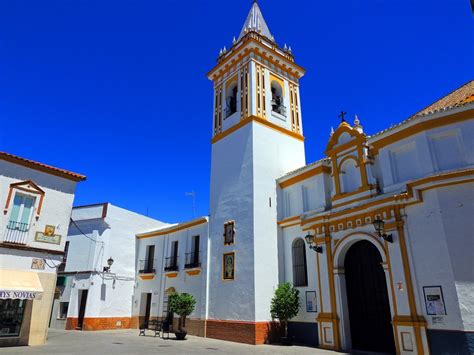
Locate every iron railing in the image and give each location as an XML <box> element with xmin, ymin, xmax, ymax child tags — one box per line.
<box><xmin>164</xmin><ymin>256</ymin><xmax>179</xmax><ymax>272</ymax></box>
<box><xmin>4</xmin><ymin>221</ymin><xmax>29</xmax><ymax>244</ymax></box>
<box><xmin>271</xmin><ymin>100</ymin><xmax>287</xmax><ymax>116</ymax></box>
<box><xmin>138</xmin><ymin>259</ymin><xmax>156</xmax><ymax>274</ymax></box>
<box><xmin>184</xmin><ymin>252</ymin><xmax>201</xmax><ymax>269</ymax></box>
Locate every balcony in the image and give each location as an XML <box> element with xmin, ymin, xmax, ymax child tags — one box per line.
<box><xmin>184</xmin><ymin>252</ymin><xmax>201</xmax><ymax>269</ymax></box>
<box><xmin>4</xmin><ymin>221</ymin><xmax>29</xmax><ymax>244</ymax></box>
<box><xmin>138</xmin><ymin>259</ymin><xmax>156</xmax><ymax>274</ymax></box>
<box><xmin>164</xmin><ymin>256</ymin><xmax>179</xmax><ymax>272</ymax></box>
<box><xmin>271</xmin><ymin>100</ymin><xmax>286</xmax><ymax>117</ymax></box>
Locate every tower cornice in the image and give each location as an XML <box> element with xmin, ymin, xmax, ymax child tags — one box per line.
<box><xmin>207</xmin><ymin>33</ymin><xmax>305</xmax><ymax>81</ymax></box>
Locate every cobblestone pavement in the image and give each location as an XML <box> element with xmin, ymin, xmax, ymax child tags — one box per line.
<box><xmin>1</xmin><ymin>329</ymin><xmax>345</xmax><ymax>354</ymax></box>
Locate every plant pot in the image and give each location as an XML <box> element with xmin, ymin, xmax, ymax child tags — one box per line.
<box><xmin>175</xmin><ymin>329</ymin><xmax>187</xmax><ymax>340</ymax></box>
<box><xmin>280</xmin><ymin>336</ymin><xmax>293</xmax><ymax>346</ymax></box>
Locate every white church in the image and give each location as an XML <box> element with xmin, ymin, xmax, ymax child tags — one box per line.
<box><xmin>55</xmin><ymin>2</ymin><xmax>473</xmax><ymax>354</ymax></box>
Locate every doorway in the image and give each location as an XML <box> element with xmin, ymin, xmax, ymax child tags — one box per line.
<box><xmin>344</xmin><ymin>240</ymin><xmax>395</xmax><ymax>353</ymax></box>
<box><xmin>144</xmin><ymin>293</ymin><xmax>152</xmax><ymax>327</ymax></box>
<box><xmin>77</xmin><ymin>289</ymin><xmax>88</xmax><ymax>330</ymax></box>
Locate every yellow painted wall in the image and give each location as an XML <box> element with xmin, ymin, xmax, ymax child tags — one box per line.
<box><xmin>28</xmin><ymin>272</ymin><xmax>57</xmax><ymax>345</ymax></box>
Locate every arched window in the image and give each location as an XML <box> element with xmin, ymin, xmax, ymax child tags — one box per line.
<box><xmin>292</xmin><ymin>238</ymin><xmax>308</xmax><ymax>287</ymax></box>
<box><xmin>225</xmin><ymin>82</ymin><xmax>238</xmax><ymax>118</ymax></box>
<box><xmin>271</xmin><ymin>81</ymin><xmax>286</xmax><ymax>116</ymax></box>
<box><xmin>340</xmin><ymin>158</ymin><xmax>361</xmax><ymax>193</ymax></box>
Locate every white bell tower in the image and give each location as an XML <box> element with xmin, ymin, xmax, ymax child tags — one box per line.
<box><xmin>206</xmin><ymin>1</ymin><xmax>306</xmax><ymax>343</ymax></box>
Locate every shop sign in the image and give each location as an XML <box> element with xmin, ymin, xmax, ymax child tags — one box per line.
<box><xmin>0</xmin><ymin>290</ymin><xmax>42</xmax><ymax>300</ymax></box>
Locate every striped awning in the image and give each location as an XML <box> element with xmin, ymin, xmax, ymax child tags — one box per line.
<box><xmin>0</xmin><ymin>269</ymin><xmax>44</xmax><ymax>300</ymax></box>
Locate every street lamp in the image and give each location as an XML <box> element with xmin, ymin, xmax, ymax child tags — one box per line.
<box><xmin>304</xmin><ymin>234</ymin><xmax>323</xmax><ymax>253</ymax></box>
<box><xmin>372</xmin><ymin>218</ymin><xmax>393</xmax><ymax>243</ymax></box>
<box><xmin>103</xmin><ymin>257</ymin><xmax>114</xmax><ymax>272</ymax></box>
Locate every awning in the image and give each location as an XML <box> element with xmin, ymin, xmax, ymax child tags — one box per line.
<box><xmin>0</xmin><ymin>269</ymin><xmax>44</xmax><ymax>300</ymax></box>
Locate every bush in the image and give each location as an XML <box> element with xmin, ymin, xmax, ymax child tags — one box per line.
<box><xmin>168</xmin><ymin>292</ymin><xmax>196</xmax><ymax>330</ymax></box>
<box><xmin>270</xmin><ymin>282</ymin><xmax>300</xmax><ymax>338</ymax></box>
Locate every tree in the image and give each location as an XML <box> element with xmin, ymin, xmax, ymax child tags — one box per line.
<box><xmin>168</xmin><ymin>292</ymin><xmax>196</xmax><ymax>332</ymax></box>
<box><xmin>270</xmin><ymin>282</ymin><xmax>300</xmax><ymax>339</ymax></box>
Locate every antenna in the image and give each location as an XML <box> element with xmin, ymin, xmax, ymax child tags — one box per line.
<box><xmin>185</xmin><ymin>191</ymin><xmax>196</xmax><ymax>218</ymax></box>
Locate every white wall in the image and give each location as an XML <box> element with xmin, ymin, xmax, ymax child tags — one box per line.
<box><xmin>63</xmin><ymin>204</ymin><xmax>167</xmax><ymax>319</ymax></box>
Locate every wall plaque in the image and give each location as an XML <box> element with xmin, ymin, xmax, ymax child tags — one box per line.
<box><xmin>423</xmin><ymin>286</ymin><xmax>446</xmax><ymax>316</ymax></box>
<box><xmin>35</xmin><ymin>231</ymin><xmax>61</xmax><ymax>245</ymax></box>
<box><xmin>31</xmin><ymin>258</ymin><xmax>45</xmax><ymax>270</ymax></box>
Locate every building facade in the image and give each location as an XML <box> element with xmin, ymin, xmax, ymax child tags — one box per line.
<box><xmin>0</xmin><ymin>151</ymin><xmax>85</xmax><ymax>346</ymax></box>
<box><xmin>44</xmin><ymin>2</ymin><xmax>473</xmax><ymax>354</ymax></box>
<box><xmin>50</xmin><ymin>203</ymin><xmax>167</xmax><ymax>331</ymax></box>
<box><xmin>133</xmin><ymin>217</ymin><xmax>209</xmax><ymax>336</ymax></box>
<box><xmin>128</xmin><ymin>3</ymin><xmax>474</xmax><ymax>353</ymax></box>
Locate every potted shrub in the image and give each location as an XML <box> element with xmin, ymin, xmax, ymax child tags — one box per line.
<box><xmin>168</xmin><ymin>292</ymin><xmax>196</xmax><ymax>340</ymax></box>
<box><xmin>270</xmin><ymin>282</ymin><xmax>300</xmax><ymax>345</ymax></box>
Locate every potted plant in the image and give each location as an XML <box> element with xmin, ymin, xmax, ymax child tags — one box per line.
<box><xmin>168</xmin><ymin>292</ymin><xmax>196</xmax><ymax>340</ymax></box>
<box><xmin>270</xmin><ymin>282</ymin><xmax>300</xmax><ymax>345</ymax></box>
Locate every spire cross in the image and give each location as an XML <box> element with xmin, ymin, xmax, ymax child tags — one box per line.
<box><xmin>339</xmin><ymin>111</ymin><xmax>347</xmax><ymax>122</ymax></box>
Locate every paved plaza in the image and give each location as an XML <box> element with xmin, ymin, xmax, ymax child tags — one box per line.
<box><xmin>1</xmin><ymin>329</ymin><xmax>344</xmax><ymax>354</ymax></box>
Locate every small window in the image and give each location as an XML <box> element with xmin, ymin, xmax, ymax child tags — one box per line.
<box><xmin>292</xmin><ymin>238</ymin><xmax>308</xmax><ymax>287</ymax></box>
<box><xmin>223</xmin><ymin>221</ymin><xmax>235</xmax><ymax>245</ymax></box>
<box><xmin>7</xmin><ymin>193</ymin><xmax>35</xmax><ymax>232</ymax></box>
<box><xmin>58</xmin><ymin>302</ymin><xmax>69</xmax><ymax>319</ymax></box>
<box><xmin>271</xmin><ymin>81</ymin><xmax>286</xmax><ymax>116</ymax></box>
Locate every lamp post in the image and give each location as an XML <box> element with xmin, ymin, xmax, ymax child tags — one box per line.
<box><xmin>304</xmin><ymin>234</ymin><xmax>323</xmax><ymax>253</ymax></box>
<box><xmin>372</xmin><ymin>218</ymin><xmax>393</xmax><ymax>243</ymax></box>
<box><xmin>103</xmin><ymin>257</ymin><xmax>114</xmax><ymax>272</ymax></box>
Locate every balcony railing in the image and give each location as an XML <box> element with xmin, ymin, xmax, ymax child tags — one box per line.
<box><xmin>4</xmin><ymin>221</ymin><xmax>29</xmax><ymax>244</ymax></box>
<box><xmin>164</xmin><ymin>256</ymin><xmax>179</xmax><ymax>272</ymax></box>
<box><xmin>138</xmin><ymin>259</ymin><xmax>156</xmax><ymax>274</ymax></box>
<box><xmin>271</xmin><ymin>100</ymin><xmax>287</xmax><ymax>117</ymax></box>
<box><xmin>184</xmin><ymin>252</ymin><xmax>201</xmax><ymax>269</ymax></box>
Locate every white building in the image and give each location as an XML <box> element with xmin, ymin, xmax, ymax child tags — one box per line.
<box><xmin>133</xmin><ymin>217</ymin><xmax>208</xmax><ymax>335</ymax></box>
<box><xmin>50</xmin><ymin>203</ymin><xmax>167</xmax><ymax>331</ymax></box>
<box><xmin>0</xmin><ymin>151</ymin><xmax>85</xmax><ymax>346</ymax></box>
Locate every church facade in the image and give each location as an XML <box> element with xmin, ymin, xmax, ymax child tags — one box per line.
<box><xmin>49</xmin><ymin>2</ymin><xmax>474</xmax><ymax>354</ymax></box>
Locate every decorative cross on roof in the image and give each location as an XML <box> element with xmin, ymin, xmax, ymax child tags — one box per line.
<box><xmin>339</xmin><ymin>111</ymin><xmax>347</xmax><ymax>122</ymax></box>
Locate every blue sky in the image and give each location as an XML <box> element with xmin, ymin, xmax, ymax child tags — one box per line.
<box><xmin>0</xmin><ymin>0</ymin><xmax>472</xmax><ymax>223</ymax></box>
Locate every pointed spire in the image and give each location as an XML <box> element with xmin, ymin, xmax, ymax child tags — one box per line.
<box><xmin>354</xmin><ymin>114</ymin><xmax>364</xmax><ymax>133</ymax></box>
<box><xmin>238</xmin><ymin>1</ymin><xmax>274</xmax><ymax>41</ymax></box>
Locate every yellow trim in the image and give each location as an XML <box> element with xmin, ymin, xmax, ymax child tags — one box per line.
<box><xmin>211</xmin><ymin>115</ymin><xmax>305</xmax><ymax>144</ymax></box>
<box><xmin>269</xmin><ymin>73</ymin><xmax>285</xmax><ymax>96</ymax></box>
<box><xmin>165</xmin><ymin>272</ymin><xmax>178</xmax><ymax>278</ymax></box>
<box><xmin>185</xmin><ymin>269</ymin><xmax>201</xmax><ymax>276</ymax></box>
<box><xmin>139</xmin><ymin>274</ymin><xmax>155</xmax><ymax>280</ymax></box>
<box><xmin>301</xmin><ymin>168</ymin><xmax>474</xmax><ymax>229</ymax></box>
<box><xmin>332</xmin><ymin>185</ymin><xmax>372</xmax><ymax>202</ymax></box>
<box><xmin>277</xmin><ymin>215</ymin><xmax>300</xmax><ymax>225</ymax></box>
<box><xmin>371</xmin><ymin>109</ymin><xmax>473</xmax><ymax>154</ymax></box>
<box><xmin>394</xmin><ymin>210</ymin><xmax>425</xmax><ymax>354</ymax></box>
<box><xmin>208</xmin><ymin>39</ymin><xmax>305</xmax><ymax>80</ymax></box>
<box><xmin>336</xmin><ymin>155</ymin><xmax>359</xmax><ymax>170</ymax></box>
<box><xmin>279</xmin><ymin>165</ymin><xmax>331</xmax><ymax>188</ymax></box>
<box><xmin>136</xmin><ymin>218</ymin><xmax>207</xmax><ymax>239</ymax></box>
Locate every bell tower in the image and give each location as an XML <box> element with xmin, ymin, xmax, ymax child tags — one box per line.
<box><xmin>206</xmin><ymin>1</ymin><xmax>306</xmax><ymax>343</ymax></box>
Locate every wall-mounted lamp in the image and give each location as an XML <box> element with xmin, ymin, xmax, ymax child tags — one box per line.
<box><xmin>103</xmin><ymin>257</ymin><xmax>114</xmax><ymax>272</ymax></box>
<box><xmin>304</xmin><ymin>234</ymin><xmax>323</xmax><ymax>253</ymax></box>
<box><xmin>372</xmin><ymin>218</ymin><xmax>393</xmax><ymax>243</ymax></box>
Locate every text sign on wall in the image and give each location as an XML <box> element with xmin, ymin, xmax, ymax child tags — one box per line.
<box><xmin>423</xmin><ymin>286</ymin><xmax>446</xmax><ymax>316</ymax></box>
<box><xmin>0</xmin><ymin>290</ymin><xmax>43</xmax><ymax>300</ymax></box>
<box><xmin>35</xmin><ymin>232</ymin><xmax>61</xmax><ymax>245</ymax></box>
<box><xmin>31</xmin><ymin>258</ymin><xmax>45</xmax><ymax>270</ymax></box>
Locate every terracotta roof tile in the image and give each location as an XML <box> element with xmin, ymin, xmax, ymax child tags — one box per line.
<box><xmin>0</xmin><ymin>151</ymin><xmax>86</xmax><ymax>182</ymax></box>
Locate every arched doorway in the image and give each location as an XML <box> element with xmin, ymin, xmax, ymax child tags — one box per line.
<box><xmin>344</xmin><ymin>240</ymin><xmax>396</xmax><ymax>353</ymax></box>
